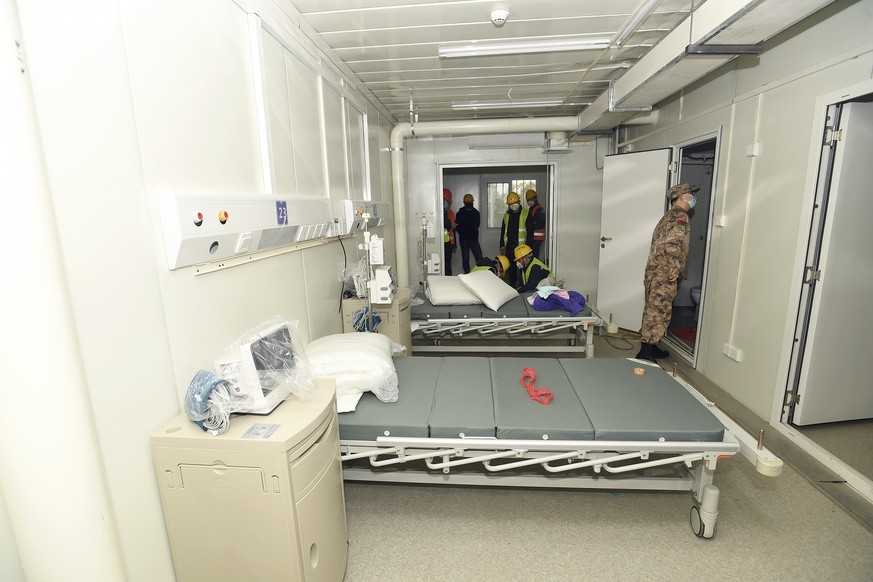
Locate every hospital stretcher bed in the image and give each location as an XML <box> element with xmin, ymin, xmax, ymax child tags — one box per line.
<box><xmin>411</xmin><ymin>295</ymin><xmax>601</xmax><ymax>357</ymax></box>
<box><xmin>339</xmin><ymin>356</ymin><xmax>741</xmax><ymax>538</ymax></box>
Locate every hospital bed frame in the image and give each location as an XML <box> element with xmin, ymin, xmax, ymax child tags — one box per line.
<box><xmin>411</xmin><ymin>296</ymin><xmax>601</xmax><ymax>357</ymax></box>
<box><xmin>339</xmin><ymin>356</ymin><xmax>741</xmax><ymax>538</ymax></box>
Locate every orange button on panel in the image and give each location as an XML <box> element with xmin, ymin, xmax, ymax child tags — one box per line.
<box><xmin>218</xmin><ymin>210</ymin><xmax>229</xmax><ymax>224</ymax></box>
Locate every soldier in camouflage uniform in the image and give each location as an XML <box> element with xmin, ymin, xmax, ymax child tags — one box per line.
<box><xmin>636</xmin><ymin>183</ymin><xmax>698</xmax><ymax>362</ymax></box>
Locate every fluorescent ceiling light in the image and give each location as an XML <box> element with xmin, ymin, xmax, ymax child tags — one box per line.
<box><xmin>613</xmin><ymin>0</ymin><xmax>663</xmax><ymax>47</ymax></box>
<box><xmin>685</xmin><ymin>43</ymin><xmax>764</xmax><ymax>56</ymax></box>
<box><xmin>439</xmin><ymin>38</ymin><xmax>610</xmax><ymax>59</ymax></box>
<box><xmin>452</xmin><ymin>98</ymin><xmax>565</xmax><ymax>111</ymax></box>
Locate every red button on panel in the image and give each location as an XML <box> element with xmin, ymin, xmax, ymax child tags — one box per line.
<box><xmin>193</xmin><ymin>212</ymin><xmax>203</xmax><ymax>227</ymax></box>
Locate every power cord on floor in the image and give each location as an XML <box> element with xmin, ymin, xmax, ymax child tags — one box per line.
<box><xmin>599</xmin><ymin>327</ymin><xmax>643</xmax><ymax>351</ymax></box>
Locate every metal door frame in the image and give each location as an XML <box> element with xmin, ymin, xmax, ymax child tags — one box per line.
<box><xmin>661</xmin><ymin>130</ymin><xmax>722</xmax><ymax>369</ymax></box>
<box><xmin>771</xmin><ymin>79</ymin><xmax>873</xmax><ymax>505</ymax></box>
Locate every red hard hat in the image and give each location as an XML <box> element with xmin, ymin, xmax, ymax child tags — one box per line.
<box><xmin>443</xmin><ymin>188</ymin><xmax>452</xmax><ymax>202</ymax></box>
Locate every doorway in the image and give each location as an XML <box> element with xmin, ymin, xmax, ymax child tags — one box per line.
<box><xmin>782</xmin><ymin>95</ymin><xmax>873</xmax><ymax>491</ymax></box>
<box><xmin>442</xmin><ymin>164</ymin><xmax>553</xmax><ymax>276</ymax></box>
<box><xmin>664</xmin><ymin>137</ymin><xmax>718</xmax><ymax>364</ymax></box>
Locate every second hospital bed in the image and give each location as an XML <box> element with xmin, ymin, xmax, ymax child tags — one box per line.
<box><xmin>411</xmin><ymin>294</ymin><xmax>601</xmax><ymax>356</ymax></box>
<box><xmin>339</xmin><ymin>356</ymin><xmax>740</xmax><ymax>537</ymax></box>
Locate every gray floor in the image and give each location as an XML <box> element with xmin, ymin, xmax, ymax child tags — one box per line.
<box><xmin>795</xmin><ymin>419</ymin><xmax>873</xmax><ymax>483</ymax></box>
<box><xmin>341</xmin><ymin>335</ymin><xmax>873</xmax><ymax>581</ymax></box>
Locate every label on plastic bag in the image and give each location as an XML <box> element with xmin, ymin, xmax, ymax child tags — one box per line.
<box><xmin>242</xmin><ymin>423</ymin><xmax>280</xmax><ymax>439</ymax></box>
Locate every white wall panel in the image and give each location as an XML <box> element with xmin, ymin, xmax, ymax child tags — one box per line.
<box><xmin>323</xmin><ymin>84</ymin><xmax>349</xmax><ymax>200</ymax></box>
<box><xmin>347</xmin><ymin>105</ymin><xmax>366</xmax><ymax>200</ymax></box>
<box><xmin>286</xmin><ymin>51</ymin><xmax>326</xmax><ymax>197</ymax></box>
<box><xmin>123</xmin><ymin>0</ymin><xmax>262</xmax><ymax>191</ymax></box>
<box><xmin>0</xmin><ymin>491</ymin><xmax>22</xmax><ymax>582</ymax></box>
<box><xmin>303</xmin><ymin>242</ymin><xmax>349</xmax><ymax>340</ymax></box>
<box><xmin>262</xmin><ymin>29</ymin><xmax>298</xmax><ymax>196</ymax></box>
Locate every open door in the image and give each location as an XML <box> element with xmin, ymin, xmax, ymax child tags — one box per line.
<box><xmin>790</xmin><ymin>101</ymin><xmax>873</xmax><ymax>425</ymax></box>
<box><xmin>597</xmin><ymin>149</ymin><xmax>671</xmax><ymax>330</ymax></box>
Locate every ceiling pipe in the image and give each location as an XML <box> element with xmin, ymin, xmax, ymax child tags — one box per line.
<box><xmin>389</xmin><ymin>117</ymin><xmax>579</xmax><ymax>286</ymax></box>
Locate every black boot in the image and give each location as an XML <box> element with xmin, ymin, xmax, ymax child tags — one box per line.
<box><xmin>652</xmin><ymin>344</ymin><xmax>669</xmax><ymax>359</ymax></box>
<box><xmin>636</xmin><ymin>342</ymin><xmax>669</xmax><ymax>362</ymax></box>
<box><xmin>636</xmin><ymin>342</ymin><xmax>656</xmax><ymax>362</ymax></box>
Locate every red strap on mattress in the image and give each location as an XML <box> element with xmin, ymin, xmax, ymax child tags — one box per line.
<box><xmin>520</xmin><ymin>367</ymin><xmax>554</xmax><ymax>405</ymax></box>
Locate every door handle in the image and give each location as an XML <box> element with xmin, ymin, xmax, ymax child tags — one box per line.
<box><xmin>600</xmin><ymin>236</ymin><xmax>612</xmax><ymax>242</ymax></box>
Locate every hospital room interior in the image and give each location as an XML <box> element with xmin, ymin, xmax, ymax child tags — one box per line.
<box><xmin>4</xmin><ymin>0</ymin><xmax>873</xmax><ymax>580</ymax></box>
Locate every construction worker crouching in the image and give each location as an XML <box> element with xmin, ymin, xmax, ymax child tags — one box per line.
<box><xmin>472</xmin><ymin>255</ymin><xmax>510</xmax><ymax>280</ymax></box>
<box><xmin>514</xmin><ymin>244</ymin><xmax>553</xmax><ymax>293</ymax></box>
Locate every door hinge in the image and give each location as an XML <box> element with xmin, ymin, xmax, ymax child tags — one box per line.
<box><xmin>823</xmin><ymin>126</ymin><xmax>843</xmax><ymax>146</ymax></box>
<box><xmin>785</xmin><ymin>392</ymin><xmax>800</xmax><ymax>406</ymax></box>
<box><xmin>670</xmin><ymin>161</ymin><xmax>679</xmax><ymax>173</ymax></box>
<box><xmin>804</xmin><ymin>266</ymin><xmax>821</xmax><ymax>284</ymax></box>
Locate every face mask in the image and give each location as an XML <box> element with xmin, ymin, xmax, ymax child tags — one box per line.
<box><xmin>527</xmin><ymin>199</ymin><xmax>536</xmax><ymax>207</ymax></box>
<box><xmin>510</xmin><ymin>203</ymin><xmax>520</xmax><ymax>212</ymax></box>
<box><xmin>688</xmin><ymin>195</ymin><xmax>698</xmax><ymax>209</ymax></box>
<box><xmin>516</xmin><ymin>261</ymin><xmax>524</xmax><ymax>269</ymax></box>
<box><xmin>443</xmin><ymin>201</ymin><xmax>449</xmax><ymax>209</ymax></box>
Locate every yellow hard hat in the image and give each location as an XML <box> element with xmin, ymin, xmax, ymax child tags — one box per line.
<box><xmin>495</xmin><ymin>255</ymin><xmax>510</xmax><ymax>273</ymax></box>
<box><xmin>525</xmin><ymin>189</ymin><xmax>537</xmax><ymax>201</ymax></box>
<box><xmin>507</xmin><ymin>192</ymin><xmax>520</xmax><ymax>205</ymax></box>
<box><xmin>514</xmin><ymin>244</ymin><xmax>533</xmax><ymax>261</ymax></box>
<box><xmin>463</xmin><ymin>193</ymin><xmax>474</xmax><ymax>203</ymax></box>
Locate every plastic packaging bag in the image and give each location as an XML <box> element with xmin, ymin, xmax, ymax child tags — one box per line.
<box><xmin>184</xmin><ymin>317</ymin><xmax>316</xmax><ymax>434</ymax></box>
<box><xmin>339</xmin><ymin>256</ymin><xmax>369</xmax><ymax>298</ymax></box>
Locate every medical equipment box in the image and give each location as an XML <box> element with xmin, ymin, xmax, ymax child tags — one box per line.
<box><xmin>150</xmin><ymin>380</ymin><xmax>347</xmax><ymax>582</ymax></box>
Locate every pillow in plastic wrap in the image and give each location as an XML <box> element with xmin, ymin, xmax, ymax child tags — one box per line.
<box><xmin>306</xmin><ymin>332</ymin><xmax>403</xmax><ymax>412</ymax></box>
<box><xmin>425</xmin><ymin>276</ymin><xmax>482</xmax><ymax>305</ymax></box>
<box><xmin>458</xmin><ymin>270</ymin><xmax>518</xmax><ymax>311</ymax></box>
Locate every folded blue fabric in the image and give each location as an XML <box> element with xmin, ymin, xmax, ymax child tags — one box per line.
<box><xmin>531</xmin><ymin>290</ymin><xmax>586</xmax><ymax>316</ymax></box>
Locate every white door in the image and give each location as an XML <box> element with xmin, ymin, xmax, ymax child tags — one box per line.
<box><xmin>794</xmin><ymin>102</ymin><xmax>873</xmax><ymax>425</ymax></box>
<box><xmin>597</xmin><ymin>149</ymin><xmax>671</xmax><ymax>330</ymax></box>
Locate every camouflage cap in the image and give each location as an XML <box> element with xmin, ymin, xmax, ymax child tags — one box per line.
<box><xmin>667</xmin><ymin>183</ymin><xmax>699</xmax><ymax>201</ymax></box>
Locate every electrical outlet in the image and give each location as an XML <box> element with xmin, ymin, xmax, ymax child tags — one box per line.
<box><xmin>722</xmin><ymin>343</ymin><xmax>744</xmax><ymax>362</ymax></box>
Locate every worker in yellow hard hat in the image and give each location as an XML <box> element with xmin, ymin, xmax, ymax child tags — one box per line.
<box><xmin>525</xmin><ymin>189</ymin><xmax>546</xmax><ymax>260</ymax></box>
<box><xmin>472</xmin><ymin>255</ymin><xmax>510</xmax><ymax>280</ymax></box>
<box><xmin>499</xmin><ymin>192</ymin><xmax>528</xmax><ymax>287</ymax></box>
<box><xmin>454</xmin><ymin>193</ymin><xmax>483</xmax><ymax>273</ymax></box>
<box><xmin>514</xmin><ymin>244</ymin><xmax>553</xmax><ymax>293</ymax></box>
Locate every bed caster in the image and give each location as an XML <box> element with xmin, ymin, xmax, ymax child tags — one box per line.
<box><xmin>690</xmin><ymin>484</ymin><xmax>719</xmax><ymax>539</ymax></box>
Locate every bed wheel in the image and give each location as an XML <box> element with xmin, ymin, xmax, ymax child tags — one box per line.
<box><xmin>690</xmin><ymin>505</ymin><xmax>717</xmax><ymax>539</ymax></box>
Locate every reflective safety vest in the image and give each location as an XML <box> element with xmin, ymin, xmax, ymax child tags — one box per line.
<box><xmin>529</xmin><ymin>204</ymin><xmax>545</xmax><ymax>241</ymax></box>
<box><xmin>522</xmin><ymin>258</ymin><xmax>553</xmax><ymax>285</ymax></box>
<box><xmin>443</xmin><ymin>209</ymin><xmax>455</xmax><ymax>244</ymax></box>
<box><xmin>471</xmin><ymin>265</ymin><xmax>493</xmax><ymax>274</ymax></box>
<box><xmin>502</xmin><ymin>207</ymin><xmax>529</xmax><ymax>246</ymax></box>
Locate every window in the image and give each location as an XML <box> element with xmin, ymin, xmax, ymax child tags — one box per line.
<box><xmin>486</xmin><ymin>179</ymin><xmax>537</xmax><ymax>228</ymax></box>
<box><xmin>486</xmin><ymin>182</ymin><xmax>509</xmax><ymax>228</ymax></box>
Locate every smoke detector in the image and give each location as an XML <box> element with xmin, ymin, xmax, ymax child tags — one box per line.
<box><xmin>490</xmin><ymin>8</ymin><xmax>510</xmax><ymax>27</ymax></box>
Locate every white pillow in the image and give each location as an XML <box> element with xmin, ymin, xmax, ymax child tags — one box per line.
<box><xmin>425</xmin><ymin>276</ymin><xmax>482</xmax><ymax>305</ymax></box>
<box><xmin>458</xmin><ymin>270</ymin><xmax>519</xmax><ymax>311</ymax></box>
<box><xmin>306</xmin><ymin>332</ymin><xmax>401</xmax><ymax>412</ymax></box>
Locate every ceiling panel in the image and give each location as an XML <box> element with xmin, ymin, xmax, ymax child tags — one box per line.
<box><xmin>278</xmin><ymin>0</ymin><xmax>834</xmax><ymax>127</ymax></box>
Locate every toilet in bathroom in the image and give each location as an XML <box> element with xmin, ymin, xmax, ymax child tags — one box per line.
<box><xmin>690</xmin><ymin>286</ymin><xmax>701</xmax><ymax>321</ymax></box>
